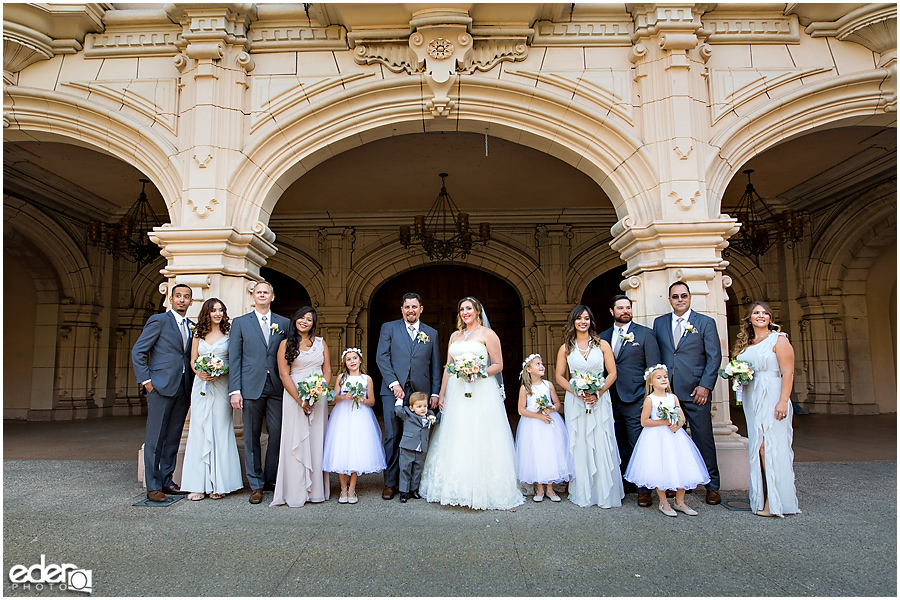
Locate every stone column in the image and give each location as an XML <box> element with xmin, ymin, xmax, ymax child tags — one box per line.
<box><xmin>532</xmin><ymin>225</ymin><xmax>577</xmax><ymax>387</ymax></box>
<box><xmin>617</xmin><ymin>4</ymin><xmax>749</xmax><ymax>489</ymax></box>
<box><xmin>54</xmin><ymin>305</ymin><xmax>103</xmax><ymax>420</ymax></box>
<box><xmin>796</xmin><ymin>297</ymin><xmax>851</xmax><ymax>413</ymax></box>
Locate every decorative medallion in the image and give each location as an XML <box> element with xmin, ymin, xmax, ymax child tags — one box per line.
<box><xmin>428</xmin><ymin>37</ymin><xmax>454</xmax><ymax>59</ymax></box>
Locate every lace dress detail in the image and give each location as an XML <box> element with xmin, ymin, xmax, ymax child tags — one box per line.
<box><xmin>271</xmin><ymin>337</ymin><xmax>331</xmax><ymax>507</ymax></box>
<box><xmin>564</xmin><ymin>346</ymin><xmax>623</xmax><ymax>508</ymax></box>
<box><xmin>420</xmin><ymin>340</ymin><xmax>524</xmax><ymax>510</ymax></box>
<box><xmin>181</xmin><ymin>336</ymin><xmax>243</xmax><ymax>494</ymax></box>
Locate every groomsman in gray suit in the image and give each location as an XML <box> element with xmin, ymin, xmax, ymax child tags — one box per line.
<box><xmin>376</xmin><ymin>292</ymin><xmax>442</xmax><ymax>500</ymax></box>
<box><xmin>600</xmin><ymin>294</ymin><xmax>661</xmax><ymax>508</ymax></box>
<box><xmin>132</xmin><ymin>283</ymin><xmax>195</xmax><ymax>502</ymax></box>
<box><xmin>228</xmin><ymin>281</ymin><xmax>290</xmax><ymax>504</ymax></box>
<box><xmin>652</xmin><ymin>281</ymin><xmax>723</xmax><ymax>505</ymax></box>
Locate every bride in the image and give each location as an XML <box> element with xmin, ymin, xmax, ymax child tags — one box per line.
<box><xmin>420</xmin><ymin>296</ymin><xmax>524</xmax><ymax>510</ymax></box>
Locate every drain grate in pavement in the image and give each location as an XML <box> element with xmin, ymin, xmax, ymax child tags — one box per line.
<box><xmin>722</xmin><ymin>499</ymin><xmax>752</xmax><ymax>511</ymax></box>
<box><xmin>132</xmin><ymin>495</ymin><xmax>184</xmax><ymax>507</ymax></box>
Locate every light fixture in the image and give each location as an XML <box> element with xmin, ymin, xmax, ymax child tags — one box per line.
<box><xmin>728</xmin><ymin>169</ymin><xmax>806</xmax><ymax>264</ymax></box>
<box><xmin>399</xmin><ymin>173</ymin><xmax>490</xmax><ymax>260</ymax></box>
<box><xmin>87</xmin><ymin>178</ymin><xmax>162</xmax><ymax>269</ymax></box>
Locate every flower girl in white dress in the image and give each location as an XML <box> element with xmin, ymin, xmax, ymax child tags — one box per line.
<box><xmin>624</xmin><ymin>364</ymin><xmax>709</xmax><ymax>517</ymax></box>
<box><xmin>322</xmin><ymin>348</ymin><xmax>386</xmax><ymax>503</ymax></box>
<box><xmin>515</xmin><ymin>354</ymin><xmax>573</xmax><ymax>501</ymax></box>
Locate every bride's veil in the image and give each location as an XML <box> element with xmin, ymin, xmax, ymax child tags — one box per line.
<box><xmin>479</xmin><ymin>307</ymin><xmax>506</xmax><ymax>400</ymax></box>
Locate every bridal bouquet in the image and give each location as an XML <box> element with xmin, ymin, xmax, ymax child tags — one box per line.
<box><xmin>296</xmin><ymin>373</ymin><xmax>335</xmax><ymax>410</ymax></box>
<box><xmin>719</xmin><ymin>359</ymin><xmax>754</xmax><ymax>405</ymax></box>
<box><xmin>193</xmin><ymin>353</ymin><xmax>228</xmax><ymax>396</ymax></box>
<box><xmin>569</xmin><ymin>372</ymin><xmax>605</xmax><ymax>414</ymax></box>
<box><xmin>446</xmin><ymin>353</ymin><xmax>488</xmax><ymax>397</ymax></box>
<box><xmin>345</xmin><ymin>380</ymin><xmax>367</xmax><ymax>409</ymax></box>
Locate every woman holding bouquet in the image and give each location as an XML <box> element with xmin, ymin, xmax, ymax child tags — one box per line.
<box><xmin>271</xmin><ymin>307</ymin><xmax>332</xmax><ymax>507</ymax></box>
<box><xmin>420</xmin><ymin>296</ymin><xmax>523</xmax><ymax>510</ymax></box>
<box><xmin>734</xmin><ymin>302</ymin><xmax>800</xmax><ymax>518</ymax></box>
<box><xmin>182</xmin><ymin>298</ymin><xmax>243</xmax><ymax>501</ymax></box>
<box><xmin>555</xmin><ymin>305</ymin><xmax>623</xmax><ymax>508</ymax></box>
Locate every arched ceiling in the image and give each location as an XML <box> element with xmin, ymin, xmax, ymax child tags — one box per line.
<box><xmin>272</xmin><ymin>132</ymin><xmax>609</xmax><ymax>214</ymax></box>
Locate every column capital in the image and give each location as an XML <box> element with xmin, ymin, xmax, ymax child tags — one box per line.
<box><xmin>149</xmin><ymin>224</ymin><xmax>276</xmax><ymax>280</ymax></box>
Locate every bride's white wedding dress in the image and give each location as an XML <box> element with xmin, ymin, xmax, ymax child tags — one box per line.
<box><xmin>420</xmin><ymin>340</ymin><xmax>523</xmax><ymax>510</ymax></box>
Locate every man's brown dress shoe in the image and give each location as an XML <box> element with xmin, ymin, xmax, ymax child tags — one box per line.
<box><xmin>382</xmin><ymin>486</ymin><xmax>396</xmax><ymax>500</ymax></box>
<box><xmin>706</xmin><ymin>490</ymin><xmax>721</xmax><ymax>505</ymax></box>
<box><xmin>637</xmin><ymin>492</ymin><xmax>653</xmax><ymax>507</ymax></box>
<box><xmin>249</xmin><ymin>489</ymin><xmax>264</xmax><ymax>504</ymax></box>
<box><xmin>147</xmin><ymin>490</ymin><xmax>167</xmax><ymax>502</ymax></box>
<box><xmin>163</xmin><ymin>485</ymin><xmax>188</xmax><ymax>495</ymax></box>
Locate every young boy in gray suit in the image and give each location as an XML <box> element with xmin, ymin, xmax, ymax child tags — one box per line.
<box><xmin>394</xmin><ymin>392</ymin><xmax>441</xmax><ymax>503</ymax></box>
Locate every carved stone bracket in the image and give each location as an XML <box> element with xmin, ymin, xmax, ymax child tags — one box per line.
<box><xmin>350</xmin><ymin>9</ymin><xmax>531</xmax><ymax>117</ymax></box>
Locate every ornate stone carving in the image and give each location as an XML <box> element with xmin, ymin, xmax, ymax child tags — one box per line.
<box><xmin>669</xmin><ymin>188</ymin><xmax>700</xmax><ymax>210</ymax></box>
<box><xmin>187</xmin><ymin>196</ymin><xmax>218</xmax><ymax>219</ymax></box>
<box><xmin>701</xmin><ymin>12</ymin><xmax>800</xmax><ymax>44</ymax></box>
<box><xmin>410</xmin><ymin>27</ymin><xmax>473</xmax><ymax>116</ymax></box>
<box><xmin>531</xmin><ymin>19</ymin><xmax>633</xmax><ymax>47</ymax></box>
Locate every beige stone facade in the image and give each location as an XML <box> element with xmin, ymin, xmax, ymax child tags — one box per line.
<box><xmin>4</xmin><ymin>3</ymin><xmax>896</xmax><ymax>488</ymax></box>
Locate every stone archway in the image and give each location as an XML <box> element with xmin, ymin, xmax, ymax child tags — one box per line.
<box><xmin>368</xmin><ymin>265</ymin><xmax>523</xmax><ymax>414</ymax></box>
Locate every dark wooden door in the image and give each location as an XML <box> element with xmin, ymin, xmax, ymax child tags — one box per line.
<box><xmin>368</xmin><ymin>265</ymin><xmax>523</xmax><ymax>413</ymax></box>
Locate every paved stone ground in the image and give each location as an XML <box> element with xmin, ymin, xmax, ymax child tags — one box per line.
<box><xmin>2</xmin><ymin>460</ymin><xmax>895</xmax><ymax>597</ymax></box>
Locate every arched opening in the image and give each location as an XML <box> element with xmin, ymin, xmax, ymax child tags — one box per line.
<box><xmin>3</xmin><ymin>253</ymin><xmax>39</xmax><ymax>419</ymax></box>
<box><xmin>259</xmin><ymin>267</ymin><xmax>312</xmax><ymax>312</ymax></box>
<box><xmin>368</xmin><ymin>265</ymin><xmax>523</xmax><ymax>414</ymax></box>
<box><xmin>864</xmin><ymin>241</ymin><xmax>896</xmax><ymax>413</ymax></box>
<box><xmin>580</xmin><ymin>265</ymin><xmax>627</xmax><ymax>332</ymax></box>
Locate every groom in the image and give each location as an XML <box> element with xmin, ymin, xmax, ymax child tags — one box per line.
<box><xmin>228</xmin><ymin>281</ymin><xmax>290</xmax><ymax>504</ymax></box>
<box><xmin>376</xmin><ymin>292</ymin><xmax>441</xmax><ymax>500</ymax></box>
<box><xmin>652</xmin><ymin>281</ymin><xmax>723</xmax><ymax>505</ymax></box>
<box><xmin>132</xmin><ymin>283</ymin><xmax>195</xmax><ymax>502</ymax></box>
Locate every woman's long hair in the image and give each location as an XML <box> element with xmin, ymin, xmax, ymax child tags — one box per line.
<box><xmin>732</xmin><ymin>301</ymin><xmax>782</xmax><ymax>358</ymax></box>
<box><xmin>193</xmin><ymin>298</ymin><xmax>230</xmax><ymax>339</ymax></box>
<box><xmin>563</xmin><ymin>305</ymin><xmax>601</xmax><ymax>354</ymax></box>
<box><xmin>455</xmin><ymin>296</ymin><xmax>485</xmax><ymax>332</ymax></box>
<box><xmin>284</xmin><ymin>306</ymin><xmax>317</xmax><ymax>365</ymax></box>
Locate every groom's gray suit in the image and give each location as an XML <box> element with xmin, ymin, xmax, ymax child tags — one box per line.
<box><xmin>228</xmin><ymin>311</ymin><xmax>290</xmax><ymax>490</ymax></box>
<box><xmin>376</xmin><ymin>319</ymin><xmax>441</xmax><ymax>488</ymax></box>
<box><xmin>132</xmin><ymin>310</ymin><xmax>195</xmax><ymax>492</ymax></box>
<box><xmin>652</xmin><ymin>310</ymin><xmax>722</xmax><ymax>490</ymax></box>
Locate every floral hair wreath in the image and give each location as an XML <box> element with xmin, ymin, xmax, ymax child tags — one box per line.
<box><xmin>341</xmin><ymin>347</ymin><xmax>363</xmax><ymax>362</ymax></box>
<box><xmin>520</xmin><ymin>353</ymin><xmax>542</xmax><ymax>376</ymax></box>
<box><xmin>643</xmin><ymin>363</ymin><xmax>668</xmax><ymax>381</ymax></box>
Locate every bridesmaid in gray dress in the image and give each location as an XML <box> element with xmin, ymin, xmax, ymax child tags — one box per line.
<box><xmin>734</xmin><ymin>301</ymin><xmax>800</xmax><ymax>518</ymax></box>
<box><xmin>271</xmin><ymin>307</ymin><xmax>332</xmax><ymax>507</ymax></box>
<box><xmin>182</xmin><ymin>298</ymin><xmax>244</xmax><ymax>500</ymax></box>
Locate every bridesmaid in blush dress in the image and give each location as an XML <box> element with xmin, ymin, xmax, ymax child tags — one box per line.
<box><xmin>734</xmin><ymin>301</ymin><xmax>800</xmax><ymax>518</ymax></box>
<box><xmin>555</xmin><ymin>305</ymin><xmax>623</xmax><ymax>508</ymax></box>
<box><xmin>271</xmin><ymin>306</ymin><xmax>332</xmax><ymax>507</ymax></box>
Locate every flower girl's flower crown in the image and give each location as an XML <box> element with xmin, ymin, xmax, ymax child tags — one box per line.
<box><xmin>643</xmin><ymin>363</ymin><xmax>669</xmax><ymax>381</ymax></box>
<box><xmin>341</xmin><ymin>347</ymin><xmax>363</xmax><ymax>362</ymax></box>
<box><xmin>520</xmin><ymin>353</ymin><xmax>542</xmax><ymax>376</ymax></box>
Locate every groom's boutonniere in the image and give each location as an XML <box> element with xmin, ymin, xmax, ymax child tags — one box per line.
<box><xmin>622</xmin><ymin>332</ymin><xmax>637</xmax><ymax>346</ymax></box>
<box><xmin>684</xmin><ymin>322</ymin><xmax>698</xmax><ymax>334</ymax></box>
<box><xmin>270</xmin><ymin>323</ymin><xmax>284</xmax><ymax>335</ymax></box>
<box><xmin>188</xmin><ymin>323</ymin><xmax>196</xmax><ymax>336</ymax></box>
<box><xmin>416</xmin><ymin>331</ymin><xmax>430</xmax><ymax>344</ymax></box>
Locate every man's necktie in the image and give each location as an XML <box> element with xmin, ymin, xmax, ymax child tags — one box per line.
<box><xmin>674</xmin><ymin>317</ymin><xmax>684</xmax><ymax>348</ymax></box>
<box><xmin>262</xmin><ymin>315</ymin><xmax>270</xmax><ymax>344</ymax></box>
<box><xmin>613</xmin><ymin>328</ymin><xmax>624</xmax><ymax>357</ymax></box>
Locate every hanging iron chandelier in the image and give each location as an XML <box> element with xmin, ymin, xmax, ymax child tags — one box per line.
<box><xmin>728</xmin><ymin>169</ymin><xmax>806</xmax><ymax>264</ymax></box>
<box><xmin>399</xmin><ymin>173</ymin><xmax>490</xmax><ymax>261</ymax></box>
<box><xmin>86</xmin><ymin>178</ymin><xmax>162</xmax><ymax>269</ymax></box>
